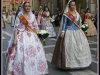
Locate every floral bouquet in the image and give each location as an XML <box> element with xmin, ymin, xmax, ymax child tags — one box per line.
<box><xmin>37</xmin><ymin>30</ymin><xmax>49</xmax><ymax>46</ymax></box>
<box><xmin>50</xmin><ymin>18</ymin><xmax>55</xmax><ymax>25</ymax></box>
<box><xmin>50</xmin><ymin>18</ymin><xmax>55</xmax><ymax>22</ymax></box>
<box><xmin>81</xmin><ymin>24</ymin><xmax>89</xmax><ymax>31</ymax></box>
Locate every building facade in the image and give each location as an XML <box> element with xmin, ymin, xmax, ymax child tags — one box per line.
<box><xmin>41</xmin><ymin>0</ymin><xmax>97</xmax><ymax>16</ymax></box>
<box><xmin>30</xmin><ymin>0</ymin><xmax>40</xmax><ymax>11</ymax></box>
<box><xmin>2</xmin><ymin>0</ymin><xmax>40</xmax><ymax>12</ymax></box>
<box><xmin>2</xmin><ymin>0</ymin><xmax>97</xmax><ymax>16</ymax></box>
<box><xmin>57</xmin><ymin>0</ymin><xmax>97</xmax><ymax>16</ymax></box>
<box><xmin>41</xmin><ymin>0</ymin><xmax>57</xmax><ymax>14</ymax></box>
<box><xmin>2</xmin><ymin>0</ymin><xmax>12</xmax><ymax>12</ymax></box>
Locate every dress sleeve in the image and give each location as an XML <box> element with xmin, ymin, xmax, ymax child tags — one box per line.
<box><xmin>62</xmin><ymin>15</ymin><xmax>67</xmax><ymax>32</ymax></box>
<box><xmin>14</xmin><ymin>16</ymin><xmax>20</xmax><ymax>30</ymax></box>
<box><xmin>78</xmin><ymin>17</ymin><xmax>82</xmax><ymax>26</ymax></box>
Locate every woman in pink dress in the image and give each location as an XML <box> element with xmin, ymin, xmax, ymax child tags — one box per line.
<box><xmin>84</xmin><ymin>8</ymin><xmax>97</xmax><ymax>36</ymax></box>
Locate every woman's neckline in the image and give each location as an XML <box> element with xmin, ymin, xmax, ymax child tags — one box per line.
<box><xmin>23</xmin><ymin>13</ymin><xmax>31</xmax><ymax>21</ymax></box>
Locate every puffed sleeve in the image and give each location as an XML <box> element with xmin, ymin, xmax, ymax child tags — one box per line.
<box><xmin>62</xmin><ymin>15</ymin><xmax>67</xmax><ymax>32</ymax></box>
<box><xmin>14</xmin><ymin>16</ymin><xmax>20</xmax><ymax>30</ymax></box>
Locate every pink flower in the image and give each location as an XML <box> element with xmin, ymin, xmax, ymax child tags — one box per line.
<box><xmin>15</xmin><ymin>62</ymin><xmax>23</xmax><ymax>74</ymax></box>
<box><xmin>24</xmin><ymin>73</ymin><xmax>26</xmax><ymax>75</ymax></box>
<box><xmin>27</xmin><ymin>45</ymin><xmax>36</xmax><ymax>57</ymax></box>
<box><xmin>24</xmin><ymin>56</ymin><xmax>28</xmax><ymax>61</ymax></box>
<box><xmin>20</xmin><ymin>45</ymin><xmax>24</xmax><ymax>52</ymax></box>
<box><xmin>45</xmin><ymin>68</ymin><xmax>48</xmax><ymax>73</ymax></box>
<box><xmin>25</xmin><ymin>27</ymin><xmax>29</xmax><ymax>31</ymax></box>
<box><xmin>18</xmin><ymin>34</ymin><xmax>23</xmax><ymax>43</ymax></box>
<box><xmin>6</xmin><ymin>53</ymin><xmax>8</xmax><ymax>56</ymax></box>
<box><xmin>34</xmin><ymin>35</ymin><xmax>39</xmax><ymax>41</ymax></box>
<box><xmin>15</xmin><ymin>25</ymin><xmax>20</xmax><ymax>30</ymax></box>
<box><xmin>10</xmin><ymin>55</ymin><xmax>15</xmax><ymax>60</ymax></box>
<box><xmin>11</xmin><ymin>71</ymin><xmax>14</xmax><ymax>75</ymax></box>
<box><xmin>27</xmin><ymin>32</ymin><xmax>31</xmax><ymax>37</ymax></box>
<box><xmin>37</xmin><ymin>60</ymin><xmax>46</xmax><ymax>72</ymax></box>
<box><xmin>30</xmin><ymin>61</ymin><xmax>35</xmax><ymax>67</ymax></box>
<box><xmin>37</xmin><ymin>46</ymin><xmax>41</xmax><ymax>52</ymax></box>
<box><xmin>8</xmin><ymin>47</ymin><xmax>14</xmax><ymax>54</ymax></box>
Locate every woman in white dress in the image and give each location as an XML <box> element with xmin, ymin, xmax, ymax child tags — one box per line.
<box><xmin>41</xmin><ymin>6</ymin><xmax>56</xmax><ymax>38</ymax></box>
<box><xmin>2</xmin><ymin>10</ymin><xmax>7</xmax><ymax>27</ymax></box>
<box><xmin>2</xmin><ymin>16</ymin><xmax>5</xmax><ymax>28</ymax></box>
<box><xmin>5</xmin><ymin>1</ymin><xmax>48</xmax><ymax>75</ymax></box>
<box><xmin>7</xmin><ymin>11</ymin><xmax>12</xmax><ymax>24</ymax></box>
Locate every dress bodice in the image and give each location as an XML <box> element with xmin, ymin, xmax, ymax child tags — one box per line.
<box><xmin>62</xmin><ymin>14</ymin><xmax>81</xmax><ymax>32</ymax></box>
<box><xmin>14</xmin><ymin>14</ymin><xmax>39</xmax><ymax>31</ymax></box>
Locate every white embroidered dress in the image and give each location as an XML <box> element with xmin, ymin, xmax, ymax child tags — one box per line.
<box><xmin>41</xmin><ymin>12</ymin><xmax>56</xmax><ymax>37</ymax></box>
<box><xmin>6</xmin><ymin>14</ymin><xmax>48</xmax><ymax>75</ymax></box>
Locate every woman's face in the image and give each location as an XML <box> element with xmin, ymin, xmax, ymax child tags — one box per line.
<box><xmin>69</xmin><ymin>2</ymin><xmax>76</xmax><ymax>11</ymax></box>
<box><xmin>45</xmin><ymin>7</ymin><xmax>48</xmax><ymax>11</ymax></box>
<box><xmin>88</xmin><ymin>10</ymin><xmax>90</xmax><ymax>13</ymax></box>
<box><xmin>24</xmin><ymin>3</ymin><xmax>30</xmax><ymax>12</ymax></box>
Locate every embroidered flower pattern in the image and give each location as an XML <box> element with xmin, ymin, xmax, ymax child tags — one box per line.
<box><xmin>10</xmin><ymin>55</ymin><xmax>15</xmax><ymax>60</ymax></box>
<box><xmin>30</xmin><ymin>61</ymin><xmax>35</xmax><ymax>67</ymax></box>
<box><xmin>24</xmin><ymin>56</ymin><xmax>28</xmax><ymax>62</ymax></box>
<box><xmin>32</xmin><ymin>20</ymin><xmax>38</xmax><ymax>29</ymax></box>
<box><xmin>34</xmin><ymin>35</ymin><xmax>39</xmax><ymax>42</ymax></box>
<box><xmin>37</xmin><ymin>60</ymin><xmax>46</xmax><ymax>72</ymax></box>
<box><xmin>15</xmin><ymin>62</ymin><xmax>23</xmax><ymax>74</ymax></box>
<box><xmin>8</xmin><ymin>47</ymin><xmax>14</xmax><ymax>54</ymax></box>
<box><xmin>27</xmin><ymin>45</ymin><xmax>36</xmax><ymax>57</ymax></box>
<box><xmin>20</xmin><ymin>45</ymin><xmax>24</xmax><ymax>52</ymax></box>
<box><xmin>11</xmin><ymin>71</ymin><xmax>14</xmax><ymax>75</ymax></box>
<box><xmin>27</xmin><ymin>32</ymin><xmax>31</xmax><ymax>37</ymax></box>
<box><xmin>37</xmin><ymin>46</ymin><xmax>41</xmax><ymax>52</ymax></box>
<box><xmin>18</xmin><ymin>34</ymin><xmax>23</xmax><ymax>43</ymax></box>
<box><xmin>25</xmin><ymin>27</ymin><xmax>30</xmax><ymax>31</ymax></box>
<box><xmin>15</xmin><ymin>25</ymin><xmax>20</xmax><ymax>30</ymax></box>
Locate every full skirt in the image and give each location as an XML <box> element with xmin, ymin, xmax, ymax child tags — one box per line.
<box><xmin>86</xmin><ymin>19</ymin><xmax>97</xmax><ymax>36</ymax></box>
<box><xmin>41</xmin><ymin>18</ymin><xmax>56</xmax><ymax>37</ymax></box>
<box><xmin>5</xmin><ymin>30</ymin><xmax>48</xmax><ymax>75</ymax></box>
<box><xmin>51</xmin><ymin>29</ymin><xmax>92</xmax><ymax>69</ymax></box>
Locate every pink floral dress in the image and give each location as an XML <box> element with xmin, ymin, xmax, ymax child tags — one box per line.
<box><xmin>5</xmin><ymin>14</ymin><xmax>48</xmax><ymax>75</ymax></box>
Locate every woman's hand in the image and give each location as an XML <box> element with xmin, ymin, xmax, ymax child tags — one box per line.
<box><xmin>12</xmin><ymin>39</ymin><xmax>17</xmax><ymax>47</ymax></box>
<box><xmin>60</xmin><ymin>32</ymin><xmax>65</xmax><ymax>38</ymax></box>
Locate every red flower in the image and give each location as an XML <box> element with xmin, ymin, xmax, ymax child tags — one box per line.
<box><xmin>6</xmin><ymin>53</ymin><xmax>8</xmax><ymax>56</ymax></box>
<box><xmin>11</xmin><ymin>71</ymin><xmax>14</xmax><ymax>75</ymax></box>
<box><xmin>25</xmin><ymin>27</ymin><xmax>29</xmax><ymax>31</ymax></box>
<box><xmin>10</xmin><ymin>55</ymin><xmax>15</xmax><ymax>60</ymax></box>
<box><xmin>8</xmin><ymin>47</ymin><xmax>14</xmax><ymax>54</ymax></box>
